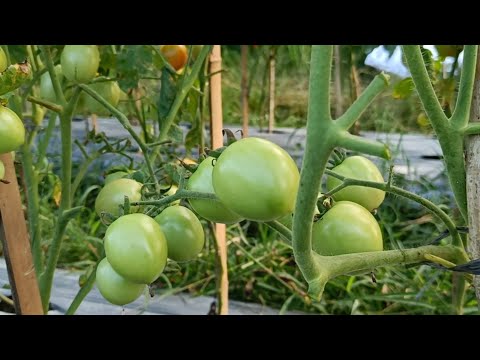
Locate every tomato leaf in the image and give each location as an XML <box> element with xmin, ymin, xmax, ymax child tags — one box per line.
<box><xmin>116</xmin><ymin>45</ymin><xmax>155</xmax><ymax>91</ymax></box>
<box><xmin>157</xmin><ymin>67</ymin><xmax>176</xmax><ymax>121</ymax></box>
<box><xmin>167</xmin><ymin>123</ymin><xmax>184</xmax><ymax>144</ymax></box>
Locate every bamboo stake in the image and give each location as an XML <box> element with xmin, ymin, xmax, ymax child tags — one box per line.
<box><xmin>241</xmin><ymin>45</ymin><xmax>249</xmax><ymax>137</ymax></box>
<box><xmin>268</xmin><ymin>47</ymin><xmax>276</xmax><ymax>134</ymax></box>
<box><xmin>209</xmin><ymin>45</ymin><xmax>228</xmax><ymax>315</ymax></box>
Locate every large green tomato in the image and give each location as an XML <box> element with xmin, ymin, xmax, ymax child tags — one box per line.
<box><xmin>187</xmin><ymin>157</ymin><xmax>244</xmax><ymax>224</ymax></box>
<box><xmin>104</xmin><ymin>213</ymin><xmax>168</xmax><ymax>284</ymax></box>
<box><xmin>39</xmin><ymin>64</ymin><xmax>63</xmax><ymax>102</ymax></box>
<box><xmin>326</xmin><ymin>156</ymin><xmax>385</xmax><ymax>212</ymax></box>
<box><xmin>0</xmin><ymin>106</ymin><xmax>25</xmax><ymax>154</ymax></box>
<box><xmin>61</xmin><ymin>45</ymin><xmax>100</xmax><ymax>83</ymax></box>
<box><xmin>94</xmin><ymin>178</ymin><xmax>142</xmax><ymax>217</ymax></box>
<box><xmin>0</xmin><ymin>160</ymin><xmax>4</xmax><ymax>180</ymax></box>
<box><xmin>154</xmin><ymin>205</ymin><xmax>205</xmax><ymax>262</ymax></box>
<box><xmin>312</xmin><ymin>201</ymin><xmax>383</xmax><ymax>256</ymax></box>
<box><xmin>212</xmin><ymin>137</ymin><xmax>300</xmax><ymax>222</ymax></box>
<box><xmin>84</xmin><ymin>80</ymin><xmax>121</xmax><ymax>115</ymax></box>
<box><xmin>96</xmin><ymin>258</ymin><xmax>146</xmax><ymax>306</ymax></box>
<box><xmin>0</xmin><ymin>47</ymin><xmax>7</xmax><ymax>72</ymax></box>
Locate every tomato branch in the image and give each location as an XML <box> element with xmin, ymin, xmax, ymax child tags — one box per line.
<box><xmin>307</xmin><ymin>244</ymin><xmax>469</xmax><ymax>300</ymax></box>
<box><xmin>463</xmin><ymin>122</ymin><xmax>480</xmax><ymax>135</ymax></box>
<box><xmin>27</xmin><ymin>95</ymin><xmax>63</xmax><ymax>113</ymax></box>
<box><xmin>78</xmin><ymin>84</ymin><xmax>159</xmax><ymax>190</ymax></box>
<box><xmin>265</xmin><ymin>220</ymin><xmax>292</xmax><ymax>242</ymax></box>
<box><xmin>66</xmin><ymin>264</ymin><xmax>98</xmax><ymax>315</ymax></box>
<box><xmin>451</xmin><ymin>45</ymin><xmax>478</xmax><ymax>128</ymax></box>
<box><xmin>336</xmin><ymin>73</ymin><xmax>390</xmax><ymax>130</ymax></box>
<box><xmin>335</xmin><ymin>131</ymin><xmax>391</xmax><ymax>159</ymax></box>
<box><xmin>403</xmin><ymin>45</ymin><xmax>469</xmax><ymax>222</ymax></box>
<box><xmin>131</xmin><ymin>190</ymin><xmax>218</xmax><ymax>208</ymax></box>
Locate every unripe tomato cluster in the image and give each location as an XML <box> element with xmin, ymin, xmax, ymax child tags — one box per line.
<box><xmin>94</xmin><ymin>175</ymin><xmax>205</xmax><ymax>306</ymax></box>
<box><xmin>313</xmin><ymin>155</ymin><xmax>385</xmax><ymax>256</ymax></box>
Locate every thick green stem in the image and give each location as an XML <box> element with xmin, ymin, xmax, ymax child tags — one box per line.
<box><xmin>292</xmin><ymin>45</ymin><xmax>334</xmax><ymax>284</ymax></box>
<box><xmin>451</xmin><ymin>45</ymin><xmax>478</xmax><ymax>128</ymax></box>
<box><xmin>403</xmin><ymin>45</ymin><xmax>468</xmax><ymax>221</ymax></box>
<box><xmin>78</xmin><ymin>84</ymin><xmax>159</xmax><ymax>190</ymax></box>
<box><xmin>402</xmin><ymin>46</ymin><xmax>449</xmax><ymax>132</ymax></box>
<box><xmin>336</xmin><ymin>73</ymin><xmax>390</xmax><ymax>130</ymax></box>
<box><xmin>39</xmin><ymin>88</ymin><xmax>81</xmax><ymax>313</ymax></box>
<box><xmin>335</xmin><ymin>130</ymin><xmax>391</xmax><ymax>159</ymax></box>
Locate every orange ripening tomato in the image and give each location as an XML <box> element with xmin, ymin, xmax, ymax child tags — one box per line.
<box><xmin>160</xmin><ymin>45</ymin><xmax>188</xmax><ymax>71</ymax></box>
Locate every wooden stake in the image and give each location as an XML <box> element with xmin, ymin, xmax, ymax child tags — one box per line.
<box><xmin>0</xmin><ymin>153</ymin><xmax>43</xmax><ymax>314</ymax></box>
<box><xmin>209</xmin><ymin>45</ymin><xmax>229</xmax><ymax>315</ymax></box>
<box><xmin>466</xmin><ymin>47</ymin><xmax>480</xmax><ymax>306</ymax></box>
<box><xmin>241</xmin><ymin>45</ymin><xmax>249</xmax><ymax>137</ymax></box>
<box><xmin>268</xmin><ymin>48</ymin><xmax>276</xmax><ymax>134</ymax></box>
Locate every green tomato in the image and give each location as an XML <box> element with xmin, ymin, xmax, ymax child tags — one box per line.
<box><xmin>0</xmin><ymin>47</ymin><xmax>7</xmax><ymax>72</ymax></box>
<box><xmin>212</xmin><ymin>137</ymin><xmax>300</xmax><ymax>222</ymax></box>
<box><xmin>39</xmin><ymin>64</ymin><xmax>63</xmax><ymax>102</ymax></box>
<box><xmin>61</xmin><ymin>45</ymin><xmax>100</xmax><ymax>83</ymax></box>
<box><xmin>84</xmin><ymin>80</ymin><xmax>121</xmax><ymax>115</ymax></box>
<box><xmin>0</xmin><ymin>160</ymin><xmax>4</xmax><ymax>180</ymax></box>
<box><xmin>94</xmin><ymin>178</ymin><xmax>142</xmax><ymax>217</ymax></box>
<box><xmin>154</xmin><ymin>205</ymin><xmax>205</xmax><ymax>262</ymax></box>
<box><xmin>326</xmin><ymin>156</ymin><xmax>385</xmax><ymax>212</ymax></box>
<box><xmin>0</xmin><ymin>106</ymin><xmax>25</xmax><ymax>154</ymax></box>
<box><xmin>312</xmin><ymin>201</ymin><xmax>383</xmax><ymax>256</ymax></box>
<box><xmin>96</xmin><ymin>258</ymin><xmax>146</xmax><ymax>306</ymax></box>
<box><xmin>104</xmin><ymin>213</ymin><xmax>168</xmax><ymax>284</ymax></box>
<box><xmin>105</xmin><ymin>171</ymin><xmax>129</xmax><ymax>185</ymax></box>
<box><xmin>187</xmin><ymin>156</ymin><xmax>244</xmax><ymax>224</ymax></box>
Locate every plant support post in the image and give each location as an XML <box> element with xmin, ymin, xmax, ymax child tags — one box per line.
<box><xmin>209</xmin><ymin>45</ymin><xmax>229</xmax><ymax>315</ymax></box>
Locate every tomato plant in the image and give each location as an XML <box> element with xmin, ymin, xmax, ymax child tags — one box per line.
<box><xmin>94</xmin><ymin>178</ymin><xmax>143</xmax><ymax>217</ymax></box>
<box><xmin>212</xmin><ymin>137</ymin><xmax>300</xmax><ymax>221</ymax></box>
<box><xmin>61</xmin><ymin>45</ymin><xmax>100</xmax><ymax>83</ymax></box>
<box><xmin>312</xmin><ymin>201</ymin><xmax>383</xmax><ymax>256</ymax></box>
<box><xmin>160</xmin><ymin>45</ymin><xmax>188</xmax><ymax>71</ymax></box>
<box><xmin>0</xmin><ymin>106</ymin><xmax>25</xmax><ymax>154</ymax></box>
<box><xmin>0</xmin><ymin>47</ymin><xmax>7</xmax><ymax>72</ymax></box>
<box><xmin>84</xmin><ymin>79</ymin><xmax>121</xmax><ymax>115</ymax></box>
<box><xmin>104</xmin><ymin>213</ymin><xmax>168</xmax><ymax>284</ymax></box>
<box><xmin>95</xmin><ymin>258</ymin><xmax>146</xmax><ymax>306</ymax></box>
<box><xmin>326</xmin><ymin>156</ymin><xmax>385</xmax><ymax>211</ymax></box>
<box><xmin>187</xmin><ymin>156</ymin><xmax>244</xmax><ymax>224</ymax></box>
<box><xmin>154</xmin><ymin>205</ymin><xmax>205</xmax><ymax>262</ymax></box>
